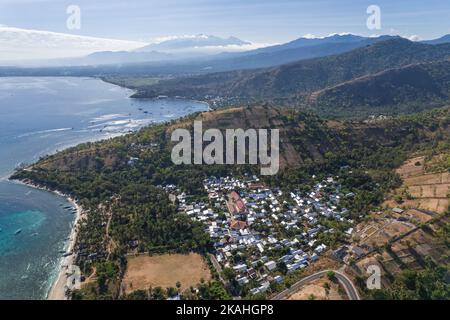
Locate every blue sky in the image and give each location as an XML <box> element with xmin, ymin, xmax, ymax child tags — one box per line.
<box><xmin>1</xmin><ymin>0</ymin><xmax>449</xmax><ymax>43</ymax></box>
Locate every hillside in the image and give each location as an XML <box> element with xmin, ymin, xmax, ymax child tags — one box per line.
<box><xmin>14</xmin><ymin>105</ymin><xmax>450</xmax><ymax>187</ymax></box>
<box><xmin>128</xmin><ymin>39</ymin><xmax>450</xmax><ymax>117</ymax></box>
<box><xmin>132</xmin><ymin>39</ymin><xmax>450</xmax><ymax>98</ymax></box>
<box><xmin>423</xmin><ymin>34</ymin><xmax>450</xmax><ymax>45</ymax></box>
<box><xmin>310</xmin><ymin>60</ymin><xmax>450</xmax><ymax>118</ymax></box>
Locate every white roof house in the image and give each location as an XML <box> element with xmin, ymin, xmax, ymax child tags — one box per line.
<box><xmin>264</xmin><ymin>260</ymin><xmax>277</xmax><ymax>271</ymax></box>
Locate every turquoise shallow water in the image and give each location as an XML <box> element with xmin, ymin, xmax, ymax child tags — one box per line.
<box><xmin>0</xmin><ymin>182</ymin><xmax>73</xmax><ymax>299</ymax></box>
<box><xmin>0</xmin><ymin>77</ymin><xmax>207</xmax><ymax>299</ymax></box>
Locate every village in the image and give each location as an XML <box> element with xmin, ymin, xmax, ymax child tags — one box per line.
<box><xmin>163</xmin><ymin>174</ymin><xmax>356</xmax><ymax>297</ymax></box>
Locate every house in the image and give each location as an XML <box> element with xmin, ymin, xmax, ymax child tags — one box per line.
<box><xmin>351</xmin><ymin>246</ymin><xmax>365</xmax><ymax>258</ymax></box>
<box><xmin>257</xmin><ymin>243</ymin><xmax>265</xmax><ymax>253</ymax></box>
<box><xmin>315</xmin><ymin>244</ymin><xmax>327</xmax><ymax>254</ymax></box>
<box><xmin>233</xmin><ymin>263</ymin><xmax>248</xmax><ymax>273</ymax></box>
<box><xmin>392</xmin><ymin>207</ymin><xmax>404</xmax><ymax>214</ymax></box>
<box><xmin>249</xmin><ymin>288</ymin><xmax>260</xmax><ymax>295</ymax></box>
<box><xmin>279</xmin><ymin>254</ymin><xmax>293</xmax><ymax>263</ymax></box>
<box><xmin>127</xmin><ymin>157</ymin><xmax>139</xmax><ymax>166</ymax></box>
<box><xmin>247</xmin><ymin>268</ymin><xmax>257</xmax><ymax>279</ymax></box>
<box><xmin>345</xmin><ymin>192</ymin><xmax>355</xmax><ymax>198</ymax></box>
<box><xmin>230</xmin><ymin>219</ymin><xmax>247</xmax><ymax>230</ymax></box>
<box><xmin>264</xmin><ymin>260</ymin><xmax>277</xmax><ymax>271</ymax></box>
<box><xmin>227</xmin><ymin>191</ymin><xmax>248</xmax><ymax>215</ymax></box>
<box><xmin>273</xmin><ymin>275</ymin><xmax>283</xmax><ymax>283</ymax></box>
<box><xmin>258</xmin><ymin>281</ymin><xmax>270</xmax><ymax>293</ymax></box>
<box><xmin>236</xmin><ymin>276</ymin><xmax>249</xmax><ymax>285</ymax></box>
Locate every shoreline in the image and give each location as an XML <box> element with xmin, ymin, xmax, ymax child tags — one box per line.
<box><xmin>10</xmin><ymin>179</ymin><xmax>83</xmax><ymax>300</ymax></box>
<box><xmin>2</xmin><ymin>79</ymin><xmax>210</xmax><ymax>300</ymax></box>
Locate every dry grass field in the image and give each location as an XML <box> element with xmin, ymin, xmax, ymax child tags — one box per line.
<box><xmin>287</xmin><ymin>278</ymin><xmax>343</xmax><ymax>300</ymax></box>
<box><xmin>122</xmin><ymin>253</ymin><xmax>211</xmax><ymax>293</ymax></box>
<box><xmin>384</xmin><ymin>156</ymin><xmax>449</xmax><ymax>214</ymax></box>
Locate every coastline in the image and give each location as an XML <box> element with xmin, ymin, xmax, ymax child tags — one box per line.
<box><xmin>10</xmin><ymin>179</ymin><xmax>83</xmax><ymax>300</ymax></box>
<box><xmin>1</xmin><ymin>78</ymin><xmax>210</xmax><ymax>300</ymax></box>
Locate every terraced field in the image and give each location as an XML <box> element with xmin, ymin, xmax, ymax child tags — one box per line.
<box><xmin>384</xmin><ymin>156</ymin><xmax>450</xmax><ymax>213</ymax></box>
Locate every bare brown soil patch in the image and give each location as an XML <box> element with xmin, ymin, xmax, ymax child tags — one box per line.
<box><xmin>123</xmin><ymin>253</ymin><xmax>211</xmax><ymax>293</ymax></box>
<box><xmin>287</xmin><ymin>278</ymin><xmax>343</xmax><ymax>300</ymax></box>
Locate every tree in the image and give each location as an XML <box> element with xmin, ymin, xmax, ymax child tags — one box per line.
<box><xmin>277</xmin><ymin>261</ymin><xmax>288</xmax><ymax>275</ymax></box>
<box><xmin>151</xmin><ymin>287</ymin><xmax>166</xmax><ymax>300</ymax></box>
<box><xmin>326</xmin><ymin>271</ymin><xmax>336</xmax><ymax>281</ymax></box>
<box><xmin>223</xmin><ymin>267</ymin><xmax>236</xmax><ymax>282</ymax></box>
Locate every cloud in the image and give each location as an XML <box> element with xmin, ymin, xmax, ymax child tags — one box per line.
<box><xmin>185</xmin><ymin>43</ymin><xmax>272</xmax><ymax>53</ymax></box>
<box><xmin>0</xmin><ymin>26</ymin><xmax>147</xmax><ymax>61</ymax></box>
<box><xmin>152</xmin><ymin>34</ymin><xmax>210</xmax><ymax>43</ymax></box>
<box><xmin>301</xmin><ymin>32</ymin><xmax>360</xmax><ymax>39</ymax></box>
<box><xmin>408</xmin><ymin>34</ymin><xmax>421</xmax><ymax>41</ymax></box>
<box><xmin>140</xmin><ymin>34</ymin><xmax>269</xmax><ymax>54</ymax></box>
<box><xmin>302</xmin><ymin>33</ymin><xmax>318</xmax><ymax>39</ymax></box>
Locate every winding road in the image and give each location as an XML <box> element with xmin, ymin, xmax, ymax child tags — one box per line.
<box><xmin>271</xmin><ymin>270</ymin><xmax>361</xmax><ymax>300</ymax></box>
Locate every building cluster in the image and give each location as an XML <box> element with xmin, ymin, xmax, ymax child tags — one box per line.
<box><xmin>204</xmin><ymin>95</ymin><xmax>252</xmax><ymax>109</ymax></box>
<box><xmin>165</xmin><ymin>174</ymin><xmax>353</xmax><ymax>296</ymax></box>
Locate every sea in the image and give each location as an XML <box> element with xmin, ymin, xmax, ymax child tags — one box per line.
<box><xmin>0</xmin><ymin>77</ymin><xmax>207</xmax><ymax>299</ymax></box>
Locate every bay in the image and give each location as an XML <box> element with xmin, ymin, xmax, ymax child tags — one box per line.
<box><xmin>0</xmin><ymin>77</ymin><xmax>207</xmax><ymax>299</ymax></box>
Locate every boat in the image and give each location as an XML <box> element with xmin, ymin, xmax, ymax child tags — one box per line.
<box><xmin>15</xmin><ymin>229</ymin><xmax>22</xmax><ymax>235</ymax></box>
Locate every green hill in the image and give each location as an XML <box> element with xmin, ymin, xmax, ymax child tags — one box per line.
<box><xmin>310</xmin><ymin>60</ymin><xmax>450</xmax><ymax>118</ymax></box>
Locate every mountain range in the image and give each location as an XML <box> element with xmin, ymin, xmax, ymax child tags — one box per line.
<box><xmin>2</xmin><ymin>32</ymin><xmax>450</xmax><ymax>73</ymax></box>
<box><xmin>127</xmin><ymin>38</ymin><xmax>450</xmax><ymax>117</ymax></box>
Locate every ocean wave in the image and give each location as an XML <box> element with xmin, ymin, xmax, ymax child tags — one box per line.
<box><xmin>88</xmin><ymin>118</ymin><xmax>154</xmax><ymax>130</ymax></box>
<box><xmin>80</xmin><ymin>98</ymin><xmax>115</xmax><ymax>105</ymax></box>
<box><xmin>17</xmin><ymin>128</ymin><xmax>73</xmax><ymax>139</ymax></box>
<box><xmin>89</xmin><ymin>113</ymin><xmax>129</xmax><ymax>123</ymax></box>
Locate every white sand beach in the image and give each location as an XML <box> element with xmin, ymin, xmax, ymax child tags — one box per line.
<box><xmin>47</xmin><ymin>196</ymin><xmax>82</xmax><ymax>300</ymax></box>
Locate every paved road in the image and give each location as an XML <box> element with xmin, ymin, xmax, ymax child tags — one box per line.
<box><xmin>271</xmin><ymin>270</ymin><xmax>361</xmax><ymax>300</ymax></box>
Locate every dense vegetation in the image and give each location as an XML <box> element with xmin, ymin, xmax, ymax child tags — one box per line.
<box><xmin>369</xmin><ymin>263</ymin><xmax>449</xmax><ymax>300</ymax></box>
